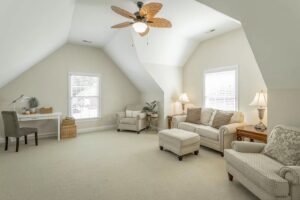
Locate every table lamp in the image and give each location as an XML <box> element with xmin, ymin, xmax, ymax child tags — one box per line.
<box><xmin>178</xmin><ymin>93</ymin><xmax>190</xmax><ymax>114</ymax></box>
<box><xmin>249</xmin><ymin>90</ymin><xmax>267</xmax><ymax>131</ymax></box>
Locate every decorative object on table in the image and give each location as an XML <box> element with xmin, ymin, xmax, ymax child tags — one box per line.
<box><xmin>28</xmin><ymin>97</ymin><xmax>39</xmax><ymax>114</ymax></box>
<box><xmin>236</xmin><ymin>125</ymin><xmax>267</xmax><ymax>143</ymax></box>
<box><xmin>1</xmin><ymin>111</ymin><xmax>38</xmax><ymax>152</ymax></box>
<box><xmin>249</xmin><ymin>90</ymin><xmax>267</xmax><ymax>131</ymax></box>
<box><xmin>111</xmin><ymin>1</ymin><xmax>172</xmax><ymax>37</ymax></box>
<box><xmin>10</xmin><ymin>94</ymin><xmax>31</xmax><ymax>112</ymax></box>
<box><xmin>61</xmin><ymin>117</ymin><xmax>77</xmax><ymax>139</ymax></box>
<box><xmin>142</xmin><ymin>100</ymin><xmax>158</xmax><ymax>115</ymax></box>
<box><xmin>39</xmin><ymin>107</ymin><xmax>53</xmax><ymax>114</ymax></box>
<box><xmin>178</xmin><ymin>93</ymin><xmax>190</xmax><ymax>114</ymax></box>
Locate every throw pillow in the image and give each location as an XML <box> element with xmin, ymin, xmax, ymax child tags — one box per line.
<box><xmin>186</xmin><ymin>108</ymin><xmax>201</xmax><ymax>124</ymax></box>
<box><xmin>264</xmin><ymin>125</ymin><xmax>300</xmax><ymax>166</ymax></box>
<box><xmin>201</xmin><ymin>108</ymin><xmax>215</xmax><ymax>125</ymax></box>
<box><xmin>132</xmin><ymin>111</ymin><xmax>141</xmax><ymax>118</ymax></box>
<box><xmin>126</xmin><ymin>110</ymin><xmax>133</xmax><ymax>118</ymax></box>
<box><xmin>212</xmin><ymin>111</ymin><xmax>234</xmax><ymax>129</ymax></box>
<box><xmin>230</xmin><ymin>112</ymin><xmax>244</xmax><ymax>123</ymax></box>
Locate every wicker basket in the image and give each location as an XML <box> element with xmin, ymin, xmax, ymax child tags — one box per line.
<box><xmin>62</xmin><ymin>117</ymin><xmax>75</xmax><ymax>126</ymax></box>
<box><xmin>61</xmin><ymin>125</ymin><xmax>77</xmax><ymax>139</ymax></box>
<box><xmin>39</xmin><ymin>107</ymin><xmax>53</xmax><ymax>114</ymax></box>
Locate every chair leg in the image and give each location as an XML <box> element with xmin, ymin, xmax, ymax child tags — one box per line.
<box><xmin>5</xmin><ymin>137</ymin><xmax>8</xmax><ymax>151</ymax></box>
<box><xmin>24</xmin><ymin>135</ymin><xmax>28</xmax><ymax>144</ymax></box>
<box><xmin>228</xmin><ymin>173</ymin><xmax>233</xmax><ymax>181</ymax></box>
<box><xmin>16</xmin><ymin>138</ymin><xmax>19</xmax><ymax>152</ymax></box>
<box><xmin>35</xmin><ymin>132</ymin><xmax>38</xmax><ymax>146</ymax></box>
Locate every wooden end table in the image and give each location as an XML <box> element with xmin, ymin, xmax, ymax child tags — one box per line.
<box><xmin>236</xmin><ymin>125</ymin><xmax>268</xmax><ymax>143</ymax></box>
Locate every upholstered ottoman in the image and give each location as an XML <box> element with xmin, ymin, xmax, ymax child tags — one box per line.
<box><xmin>159</xmin><ymin>128</ymin><xmax>200</xmax><ymax>161</ymax></box>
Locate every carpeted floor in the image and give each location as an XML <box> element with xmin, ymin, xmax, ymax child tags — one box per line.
<box><xmin>0</xmin><ymin>130</ymin><xmax>259</xmax><ymax>200</ymax></box>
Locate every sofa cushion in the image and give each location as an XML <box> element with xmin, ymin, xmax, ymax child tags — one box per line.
<box><xmin>120</xmin><ymin>117</ymin><xmax>137</xmax><ymax>125</ymax></box>
<box><xmin>264</xmin><ymin>125</ymin><xmax>300</xmax><ymax>166</ymax></box>
<box><xmin>186</xmin><ymin>108</ymin><xmax>201</xmax><ymax>124</ymax></box>
<box><xmin>201</xmin><ymin>108</ymin><xmax>215</xmax><ymax>125</ymax></box>
<box><xmin>225</xmin><ymin>149</ymin><xmax>289</xmax><ymax>197</ymax></box>
<box><xmin>212</xmin><ymin>111</ymin><xmax>233</xmax><ymax>129</ymax></box>
<box><xmin>159</xmin><ymin>128</ymin><xmax>200</xmax><ymax>147</ymax></box>
<box><xmin>178</xmin><ymin>122</ymin><xmax>198</xmax><ymax>133</ymax></box>
<box><xmin>230</xmin><ymin>112</ymin><xmax>244</xmax><ymax>123</ymax></box>
<box><xmin>196</xmin><ymin>125</ymin><xmax>219</xmax><ymax>141</ymax></box>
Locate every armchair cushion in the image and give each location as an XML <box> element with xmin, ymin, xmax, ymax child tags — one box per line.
<box><xmin>225</xmin><ymin>149</ymin><xmax>289</xmax><ymax>197</ymax></box>
<box><xmin>264</xmin><ymin>125</ymin><xmax>300</xmax><ymax>166</ymax></box>
<box><xmin>120</xmin><ymin>118</ymin><xmax>137</xmax><ymax>125</ymax></box>
<box><xmin>231</xmin><ymin>141</ymin><xmax>266</xmax><ymax>153</ymax></box>
<box><xmin>279</xmin><ymin>166</ymin><xmax>300</xmax><ymax>184</ymax></box>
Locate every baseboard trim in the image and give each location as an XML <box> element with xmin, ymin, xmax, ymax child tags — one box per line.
<box><xmin>0</xmin><ymin>124</ymin><xmax>117</xmax><ymax>143</ymax></box>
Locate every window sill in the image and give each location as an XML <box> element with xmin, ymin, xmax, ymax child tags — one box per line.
<box><xmin>75</xmin><ymin>117</ymin><xmax>101</xmax><ymax>123</ymax></box>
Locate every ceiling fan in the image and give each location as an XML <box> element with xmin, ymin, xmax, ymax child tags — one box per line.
<box><xmin>111</xmin><ymin>1</ymin><xmax>172</xmax><ymax>37</ymax></box>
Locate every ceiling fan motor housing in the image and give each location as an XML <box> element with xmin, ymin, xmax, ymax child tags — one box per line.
<box><xmin>137</xmin><ymin>1</ymin><xmax>144</xmax><ymax>9</ymax></box>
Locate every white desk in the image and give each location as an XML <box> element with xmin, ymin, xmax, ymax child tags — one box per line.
<box><xmin>18</xmin><ymin>112</ymin><xmax>62</xmax><ymax>141</ymax></box>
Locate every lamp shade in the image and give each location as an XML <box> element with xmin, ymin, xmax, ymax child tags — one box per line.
<box><xmin>249</xmin><ymin>90</ymin><xmax>267</xmax><ymax>108</ymax></box>
<box><xmin>178</xmin><ymin>93</ymin><xmax>190</xmax><ymax>104</ymax></box>
<box><xmin>132</xmin><ymin>22</ymin><xmax>148</xmax><ymax>33</ymax></box>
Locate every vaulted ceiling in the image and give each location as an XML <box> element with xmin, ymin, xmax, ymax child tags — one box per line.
<box><xmin>0</xmin><ymin>0</ymin><xmax>240</xmax><ymax>92</ymax></box>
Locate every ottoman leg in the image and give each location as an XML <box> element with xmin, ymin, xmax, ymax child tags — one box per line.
<box><xmin>228</xmin><ymin>173</ymin><xmax>233</xmax><ymax>181</ymax></box>
<box><xmin>159</xmin><ymin>146</ymin><xmax>163</xmax><ymax>150</ymax></box>
<box><xmin>178</xmin><ymin>156</ymin><xmax>183</xmax><ymax>161</ymax></box>
<box><xmin>194</xmin><ymin>150</ymin><xmax>199</xmax><ymax>155</ymax></box>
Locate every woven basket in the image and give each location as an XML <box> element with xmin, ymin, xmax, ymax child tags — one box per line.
<box><xmin>61</xmin><ymin>125</ymin><xmax>77</xmax><ymax>139</ymax></box>
<box><xmin>39</xmin><ymin>107</ymin><xmax>53</xmax><ymax>114</ymax></box>
<box><xmin>62</xmin><ymin>117</ymin><xmax>75</xmax><ymax>126</ymax></box>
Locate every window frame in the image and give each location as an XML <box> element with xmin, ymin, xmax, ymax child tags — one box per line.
<box><xmin>68</xmin><ymin>72</ymin><xmax>101</xmax><ymax>121</ymax></box>
<box><xmin>203</xmin><ymin>65</ymin><xmax>239</xmax><ymax>111</ymax></box>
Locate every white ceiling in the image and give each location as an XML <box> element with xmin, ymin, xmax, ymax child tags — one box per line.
<box><xmin>0</xmin><ymin>0</ymin><xmax>75</xmax><ymax>88</ymax></box>
<box><xmin>0</xmin><ymin>0</ymin><xmax>240</xmax><ymax>92</ymax></box>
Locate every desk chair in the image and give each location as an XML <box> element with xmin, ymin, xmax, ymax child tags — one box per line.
<box><xmin>1</xmin><ymin>111</ymin><xmax>38</xmax><ymax>152</ymax></box>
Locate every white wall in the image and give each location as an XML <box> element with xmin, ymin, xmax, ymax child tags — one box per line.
<box><xmin>268</xmin><ymin>89</ymin><xmax>300</xmax><ymax>130</ymax></box>
<box><xmin>184</xmin><ymin>28</ymin><xmax>267</xmax><ymax>125</ymax></box>
<box><xmin>0</xmin><ymin>44</ymin><xmax>141</xmax><ymax>138</ymax></box>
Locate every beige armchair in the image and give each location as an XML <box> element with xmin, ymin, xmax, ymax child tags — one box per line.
<box><xmin>117</xmin><ymin>105</ymin><xmax>147</xmax><ymax>134</ymax></box>
<box><xmin>225</xmin><ymin>139</ymin><xmax>300</xmax><ymax>200</ymax></box>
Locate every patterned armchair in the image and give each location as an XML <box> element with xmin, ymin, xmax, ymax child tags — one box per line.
<box><xmin>116</xmin><ymin>105</ymin><xmax>147</xmax><ymax>134</ymax></box>
<box><xmin>225</xmin><ymin>125</ymin><xmax>300</xmax><ymax>200</ymax></box>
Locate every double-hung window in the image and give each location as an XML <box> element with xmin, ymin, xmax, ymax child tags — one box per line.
<box><xmin>204</xmin><ymin>66</ymin><xmax>238</xmax><ymax>111</ymax></box>
<box><xmin>69</xmin><ymin>73</ymin><xmax>100</xmax><ymax>120</ymax></box>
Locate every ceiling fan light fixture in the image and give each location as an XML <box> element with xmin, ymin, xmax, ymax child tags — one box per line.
<box><xmin>133</xmin><ymin>22</ymin><xmax>148</xmax><ymax>33</ymax></box>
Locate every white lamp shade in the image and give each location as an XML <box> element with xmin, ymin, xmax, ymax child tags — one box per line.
<box><xmin>178</xmin><ymin>93</ymin><xmax>190</xmax><ymax>104</ymax></box>
<box><xmin>250</xmin><ymin>91</ymin><xmax>267</xmax><ymax>108</ymax></box>
<box><xmin>133</xmin><ymin>22</ymin><xmax>148</xmax><ymax>33</ymax></box>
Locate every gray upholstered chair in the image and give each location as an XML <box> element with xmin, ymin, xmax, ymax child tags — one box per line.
<box><xmin>116</xmin><ymin>105</ymin><xmax>147</xmax><ymax>134</ymax></box>
<box><xmin>1</xmin><ymin>111</ymin><xmax>38</xmax><ymax>152</ymax></box>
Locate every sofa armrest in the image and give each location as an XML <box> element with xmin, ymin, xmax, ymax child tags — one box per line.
<box><xmin>137</xmin><ymin>113</ymin><xmax>146</xmax><ymax>120</ymax></box>
<box><xmin>220</xmin><ymin>123</ymin><xmax>245</xmax><ymax>135</ymax></box>
<box><xmin>172</xmin><ymin>115</ymin><xmax>187</xmax><ymax>128</ymax></box>
<box><xmin>279</xmin><ymin>166</ymin><xmax>300</xmax><ymax>185</ymax></box>
<box><xmin>116</xmin><ymin>112</ymin><xmax>125</xmax><ymax>124</ymax></box>
<box><xmin>231</xmin><ymin>141</ymin><xmax>266</xmax><ymax>153</ymax></box>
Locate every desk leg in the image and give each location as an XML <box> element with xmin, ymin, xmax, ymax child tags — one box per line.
<box><xmin>57</xmin><ymin>116</ymin><xmax>60</xmax><ymax>141</ymax></box>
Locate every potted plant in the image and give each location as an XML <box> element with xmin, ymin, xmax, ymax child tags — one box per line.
<box><xmin>29</xmin><ymin>97</ymin><xmax>39</xmax><ymax>113</ymax></box>
<box><xmin>142</xmin><ymin>101</ymin><xmax>158</xmax><ymax>117</ymax></box>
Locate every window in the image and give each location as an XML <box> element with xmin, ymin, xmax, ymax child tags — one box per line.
<box><xmin>204</xmin><ymin>66</ymin><xmax>238</xmax><ymax>111</ymax></box>
<box><xmin>69</xmin><ymin>73</ymin><xmax>100</xmax><ymax>120</ymax></box>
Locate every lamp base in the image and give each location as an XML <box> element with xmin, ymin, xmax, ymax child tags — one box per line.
<box><xmin>255</xmin><ymin>122</ymin><xmax>267</xmax><ymax>131</ymax></box>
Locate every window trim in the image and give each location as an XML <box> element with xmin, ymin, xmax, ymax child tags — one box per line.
<box><xmin>203</xmin><ymin>65</ymin><xmax>239</xmax><ymax>111</ymax></box>
<box><xmin>68</xmin><ymin>72</ymin><xmax>101</xmax><ymax>121</ymax></box>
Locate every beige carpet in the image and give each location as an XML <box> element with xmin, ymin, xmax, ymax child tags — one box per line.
<box><xmin>0</xmin><ymin>130</ymin><xmax>258</xmax><ymax>200</ymax></box>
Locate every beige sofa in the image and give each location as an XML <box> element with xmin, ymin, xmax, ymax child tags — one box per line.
<box><xmin>225</xmin><ymin>135</ymin><xmax>300</xmax><ymax>200</ymax></box>
<box><xmin>172</xmin><ymin>108</ymin><xmax>245</xmax><ymax>156</ymax></box>
<box><xmin>117</xmin><ymin>105</ymin><xmax>147</xmax><ymax>134</ymax></box>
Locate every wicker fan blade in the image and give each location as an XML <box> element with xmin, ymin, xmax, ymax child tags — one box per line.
<box><xmin>140</xmin><ymin>3</ymin><xmax>162</xmax><ymax>19</ymax></box>
<box><xmin>148</xmin><ymin>18</ymin><xmax>172</xmax><ymax>28</ymax></box>
<box><xmin>139</xmin><ymin>27</ymin><xmax>150</xmax><ymax>37</ymax></box>
<box><xmin>111</xmin><ymin>22</ymin><xmax>132</xmax><ymax>29</ymax></box>
<box><xmin>111</xmin><ymin>6</ymin><xmax>136</xmax><ymax>19</ymax></box>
